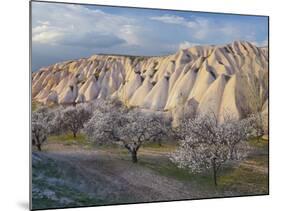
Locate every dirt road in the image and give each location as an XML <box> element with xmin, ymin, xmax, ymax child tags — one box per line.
<box><xmin>32</xmin><ymin>144</ymin><xmax>229</xmax><ymax>209</ymax></box>
<box><xmin>32</xmin><ymin>142</ymin><xmax>266</xmax><ymax>209</ymax></box>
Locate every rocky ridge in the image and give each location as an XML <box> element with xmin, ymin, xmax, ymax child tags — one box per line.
<box><xmin>32</xmin><ymin>41</ymin><xmax>268</xmax><ymax>122</ymax></box>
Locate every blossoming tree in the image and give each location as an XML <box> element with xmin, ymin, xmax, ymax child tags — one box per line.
<box><xmin>170</xmin><ymin>113</ymin><xmax>253</xmax><ymax>186</ymax></box>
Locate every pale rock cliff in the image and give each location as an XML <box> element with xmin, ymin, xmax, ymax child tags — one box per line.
<box><xmin>32</xmin><ymin>41</ymin><xmax>268</xmax><ymax>123</ymax></box>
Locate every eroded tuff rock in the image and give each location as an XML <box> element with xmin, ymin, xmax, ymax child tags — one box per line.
<box><xmin>32</xmin><ymin>41</ymin><xmax>268</xmax><ymax>122</ymax></box>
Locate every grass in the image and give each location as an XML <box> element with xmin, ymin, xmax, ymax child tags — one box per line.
<box><xmin>32</xmin><ymin>179</ymin><xmax>104</xmax><ymax>209</ymax></box>
<box><xmin>249</xmin><ymin>138</ymin><xmax>269</xmax><ymax>151</ymax></box>
<box><xmin>32</xmin><ymin>154</ymin><xmax>105</xmax><ymax>210</ymax></box>
<box><xmin>138</xmin><ymin>138</ymin><xmax>269</xmax><ymax>195</ymax></box>
<box><xmin>139</xmin><ymin>155</ymin><xmax>268</xmax><ymax>195</ymax></box>
<box><xmin>32</xmin><ymin>101</ymin><xmax>60</xmax><ymax>112</ymax></box>
<box><xmin>32</xmin><ymin>101</ymin><xmax>41</xmax><ymax>111</ymax></box>
<box><xmin>142</xmin><ymin>140</ymin><xmax>178</xmax><ymax>152</ymax></box>
<box><xmin>48</xmin><ymin>133</ymin><xmax>92</xmax><ymax>147</ymax></box>
<box><xmin>39</xmin><ymin>133</ymin><xmax>269</xmax><ymax>199</ymax></box>
<box><xmin>218</xmin><ymin>165</ymin><xmax>268</xmax><ymax>194</ymax></box>
<box><xmin>217</xmin><ymin>138</ymin><xmax>268</xmax><ymax>194</ymax></box>
<box><xmin>139</xmin><ymin>158</ymin><xmax>214</xmax><ymax>188</ymax></box>
<box><xmin>89</xmin><ymin>140</ymin><xmax>178</xmax><ymax>155</ymax></box>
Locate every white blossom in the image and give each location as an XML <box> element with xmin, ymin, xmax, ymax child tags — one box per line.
<box><xmin>85</xmin><ymin>101</ymin><xmax>170</xmax><ymax>163</ymax></box>
<box><xmin>170</xmin><ymin>112</ymin><xmax>253</xmax><ymax>186</ymax></box>
<box><xmin>60</xmin><ymin>104</ymin><xmax>92</xmax><ymax>137</ymax></box>
<box><xmin>32</xmin><ymin>122</ymin><xmax>48</xmax><ymax>151</ymax></box>
<box><xmin>32</xmin><ymin>106</ymin><xmax>55</xmax><ymax>150</ymax></box>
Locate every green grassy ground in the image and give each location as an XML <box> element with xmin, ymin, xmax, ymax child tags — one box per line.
<box><xmin>48</xmin><ymin>133</ymin><xmax>87</xmax><ymax>143</ymax></box>
<box><xmin>134</xmin><ymin>138</ymin><xmax>268</xmax><ymax>195</ymax></box>
<box><xmin>46</xmin><ymin>134</ymin><xmax>269</xmax><ymax>190</ymax></box>
<box><xmin>48</xmin><ymin>133</ymin><xmax>92</xmax><ymax>148</ymax></box>
<box><xmin>33</xmin><ymin>134</ymin><xmax>268</xmax><ymax>209</ymax></box>
<box><xmin>139</xmin><ymin>158</ymin><xmax>214</xmax><ymax>187</ymax></box>
<box><xmin>31</xmin><ymin>101</ymin><xmax>40</xmax><ymax>112</ymax></box>
<box><xmin>218</xmin><ymin>138</ymin><xmax>268</xmax><ymax>194</ymax></box>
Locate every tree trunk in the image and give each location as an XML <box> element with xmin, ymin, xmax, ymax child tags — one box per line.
<box><xmin>37</xmin><ymin>144</ymin><xmax>41</xmax><ymax>151</ymax></box>
<box><xmin>157</xmin><ymin>140</ymin><xmax>162</xmax><ymax>147</ymax></box>
<box><xmin>212</xmin><ymin>160</ymin><xmax>218</xmax><ymax>186</ymax></box>
<box><xmin>257</xmin><ymin>115</ymin><xmax>264</xmax><ymax>142</ymax></box>
<box><xmin>257</xmin><ymin>134</ymin><xmax>263</xmax><ymax>142</ymax></box>
<box><xmin>73</xmin><ymin>131</ymin><xmax>77</xmax><ymax>138</ymax></box>
<box><xmin>131</xmin><ymin>149</ymin><xmax>138</xmax><ymax>163</ymax></box>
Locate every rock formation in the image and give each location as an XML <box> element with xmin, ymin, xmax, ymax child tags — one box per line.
<box><xmin>32</xmin><ymin>41</ymin><xmax>268</xmax><ymax>123</ymax></box>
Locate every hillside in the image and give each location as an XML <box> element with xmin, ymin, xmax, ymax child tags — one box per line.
<box><xmin>32</xmin><ymin>41</ymin><xmax>268</xmax><ymax>122</ymax></box>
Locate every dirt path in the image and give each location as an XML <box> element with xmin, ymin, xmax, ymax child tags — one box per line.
<box><xmin>39</xmin><ymin>148</ymin><xmax>203</xmax><ymax>203</ymax></box>
<box><xmin>34</xmin><ymin>142</ymin><xmax>259</xmax><ymax>209</ymax></box>
<box><xmin>240</xmin><ymin>161</ymin><xmax>268</xmax><ymax>174</ymax></box>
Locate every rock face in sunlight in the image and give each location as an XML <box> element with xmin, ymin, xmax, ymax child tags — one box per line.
<box><xmin>32</xmin><ymin>41</ymin><xmax>268</xmax><ymax>122</ymax></box>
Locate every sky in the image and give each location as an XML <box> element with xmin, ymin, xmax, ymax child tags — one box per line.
<box><xmin>31</xmin><ymin>1</ymin><xmax>268</xmax><ymax>71</ymax></box>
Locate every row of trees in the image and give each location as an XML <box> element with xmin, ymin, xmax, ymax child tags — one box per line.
<box><xmin>84</xmin><ymin>103</ymin><xmax>170</xmax><ymax>162</ymax></box>
<box><xmin>32</xmin><ymin>104</ymin><xmax>92</xmax><ymax>150</ymax></box>
<box><xmin>32</xmin><ymin>99</ymin><xmax>263</xmax><ymax>186</ymax></box>
<box><xmin>32</xmin><ymin>100</ymin><xmax>171</xmax><ymax>160</ymax></box>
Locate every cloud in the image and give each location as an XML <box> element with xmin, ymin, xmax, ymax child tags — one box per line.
<box><xmin>32</xmin><ymin>3</ymin><xmax>139</xmax><ymax>48</ymax></box>
<box><xmin>150</xmin><ymin>15</ymin><xmax>187</xmax><ymax>25</ymax></box>
<box><xmin>33</xmin><ymin>31</ymin><xmax>63</xmax><ymax>44</ymax></box>
<box><xmin>119</xmin><ymin>24</ymin><xmax>142</xmax><ymax>46</ymax></box>
<box><xmin>32</xmin><ymin>20</ymin><xmax>64</xmax><ymax>44</ymax></box>
<box><xmin>150</xmin><ymin>14</ymin><xmax>198</xmax><ymax>28</ymax></box>
<box><xmin>37</xmin><ymin>20</ymin><xmax>50</xmax><ymax>25</ymax></box>
<box><xmin>61</xmin><ymin>32</ymin><xmax>126</xmax><ymax>48</ymax></box>
<box><xmin>31</xmin><ymin>2</ymin><xmax>268</xmax><ymax>71</ymax></box>
<box><xmin>251</xmin><ymin>39</ymin><xmax>268</xmax><ymax>47</ymax></box>
<box><xmin>149</xmin><ymin>14</ymin><xmax>268</xmax><ymax>43</ymax></box>
<box><xmin>150</xmin><ymin>15</ymin><xmax>212</xmax><ymax>40</ymax></box>
<box><xmin>259</xmin><ymin>39</ymin><xmax>268</xmax><ymax>47</ymax></box>
<box><xmin>178</xmin><ymin>41</ymin><xmax>200</xmax><ymax>49</ymax></box>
